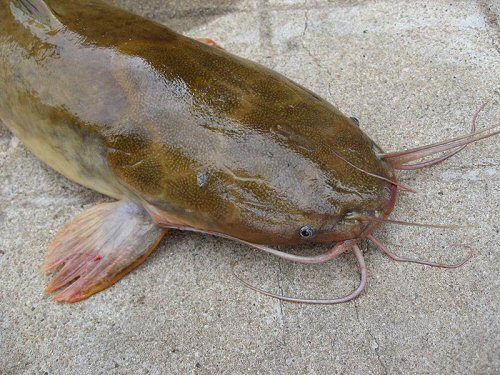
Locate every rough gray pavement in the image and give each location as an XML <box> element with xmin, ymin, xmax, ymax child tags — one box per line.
<box><xmin>1</xmin><ymin>1</ymin><xmax>499</xmax><ymax>374</ymax></box>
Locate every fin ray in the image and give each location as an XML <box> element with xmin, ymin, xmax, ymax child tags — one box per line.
<box><xmin>11</xmin><ymin>0</ymin><xmax>60</xmax><ymax>27</ymax></box>
<box><xmin>42</xmin><ymin>200</ymin><xmax>166</xmax><ymax>302</ymax></box>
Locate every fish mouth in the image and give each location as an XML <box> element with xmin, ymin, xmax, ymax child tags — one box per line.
<box><xmin>358</xmin><ymin>182</ymin><xmax>399</xmax><ymax>239</ymax></box>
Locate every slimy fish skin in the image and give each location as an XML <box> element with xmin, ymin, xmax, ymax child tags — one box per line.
<box><xmin>1</xmin><ymin>0</ymin><xmax>497</xmax><ymax>303</ymax></box>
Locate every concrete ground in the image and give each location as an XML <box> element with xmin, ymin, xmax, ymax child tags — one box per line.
<box><xmin>1</xmin><ymin>0</ymin><xmax>499</xmax><ymax>374</ymax></box>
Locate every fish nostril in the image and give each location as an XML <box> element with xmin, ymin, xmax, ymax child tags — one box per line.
<box><xmin>350</xmin><ymin>117</ymin><xmax>360</xmax><ymax>126</ymax></box>
<box><xmin>344</xmin><ymin>210</ymin><xmax>359</xmax><ymax>220</ymax></box>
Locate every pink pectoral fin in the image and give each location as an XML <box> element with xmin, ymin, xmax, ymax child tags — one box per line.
<box><xmin>41</xmin><ymin>200</ymin><xmax>166</xmax><ymax>302</ymax></box>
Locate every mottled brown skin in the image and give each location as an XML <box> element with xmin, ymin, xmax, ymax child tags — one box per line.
<box><xmin>0</xmin><ymin>0</ymin><xmax>396</xmax><ymax>246</ymax></box>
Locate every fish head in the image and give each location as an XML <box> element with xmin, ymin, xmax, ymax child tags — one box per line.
<box><xmin>197</xmin><ymin>114</ymin><xmax>398</xmax><ymax>245</ymax></box>
<box><xmin>130</xmin><ymin>112</ymin><xmax>398</xmax><ymax>246</ymax></box>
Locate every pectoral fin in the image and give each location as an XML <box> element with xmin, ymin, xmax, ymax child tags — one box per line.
<box><xmin>41</xmin><ymin>200</ymin><xmax>166</xmax><ymax>302</ymax></box>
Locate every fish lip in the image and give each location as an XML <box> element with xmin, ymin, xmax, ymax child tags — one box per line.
<box><xmin>359</xmin><ymin>182</ymin><xmax>399</xmax><ymax>239</ymax></box>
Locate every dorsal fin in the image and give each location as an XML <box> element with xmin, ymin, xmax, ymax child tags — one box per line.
<box><xmin>11</xmin><ymin>0</ymin><xmax>60</xmax><ymax>27</ymax></box>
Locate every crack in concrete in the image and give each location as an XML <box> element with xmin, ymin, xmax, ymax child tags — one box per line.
<box><xmin>275</xmin><ymin>258</ymin><xmax>289</xmax><ymax>368</ymax></box>
<box><xmin>276</xmin><ymin>259</ymin><xmax>285</xmax><ymax>329</ymax></box>
<box><xmin>170</xmin><ymin>3</ymin><xmax>366</xmax><ymax>18</ymax></box>
<box><xmin>354</xmin><ymin>298</ymin><xmax>361</xmax><ymax>323</ymax></box>
<box><xmin>367</xmin><ymin>330</ymin><xmax>389</xmax><ymax>375</ymax></box>
<box><xmin>355</xmin><ymin>288</ymin><xmax>389</xmax><ymax>375</ymax></box>
<box><xmin>301</xmin><ymin>10</ymin><xmax>334</xmax><ymax>98</ymax></box>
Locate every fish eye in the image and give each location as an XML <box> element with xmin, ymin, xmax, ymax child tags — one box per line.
<box><xmin>299</xmin><ymin>225</ymin><xmax>315</xmax><ymax>239</ymax></box>
<box><xmin>350</xmin><ymin>117</ymin><xmax>360</xmax><ymax>126</ymax></box>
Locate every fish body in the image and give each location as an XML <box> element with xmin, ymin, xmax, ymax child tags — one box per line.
<box><xmin>3</xmin><ymin>0</ymin><xmax>492</xmax><ymax>304</ymax></box>
<box><xmin>0</xmin><ymin>0</ymin><xmax>395</xmax><ymax>246</ymax></box>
